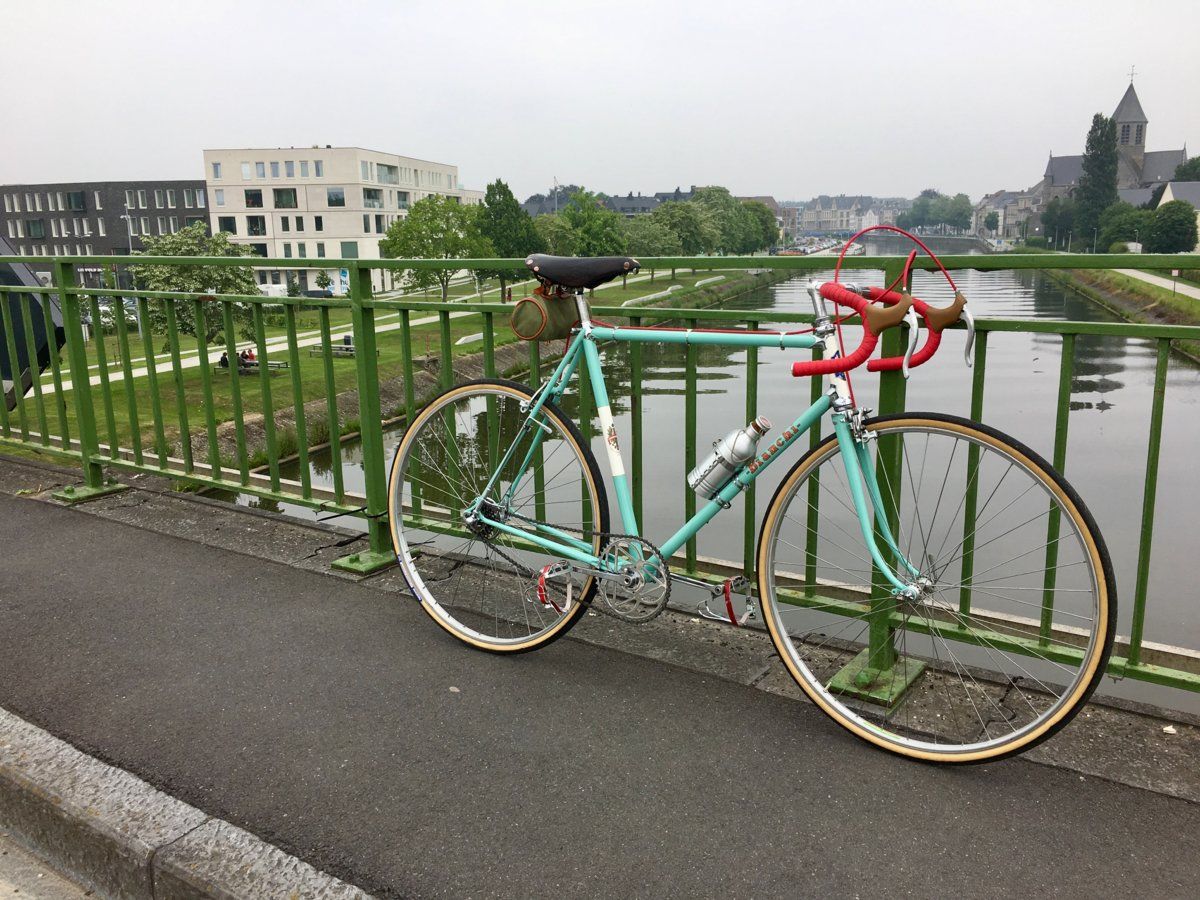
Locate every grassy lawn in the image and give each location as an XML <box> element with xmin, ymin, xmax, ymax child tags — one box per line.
<box><xmin>1051</xmin><ymin>269</ymin><xmax>1200</xmax><ymax>359</ymax></box>
<box><xmin>47</xmin><ymin>279</ymin><xmax>517</xmax><ymax>380</ymax></box>
<box><xmin>42</xmin><ymin>268</ymin><xmax>715</xmax><ymax>382</ymax></box>
<box><xmin>1074</xmin><ymin>269</ymin><xmax>1200</xmax><ymax>321</ymax></box>
<box><xmin>12</xmin><ymin>310</ymin><xmax>522</xmax><ymax>453</ymax></box>
<box><xmin>6</xmin><ymin>267</ymin><xmax>757</xmax><ymax>456</ymax></box>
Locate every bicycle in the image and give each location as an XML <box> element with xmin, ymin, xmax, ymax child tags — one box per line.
<box><xmin>387</xmin><ymin>228</ymin><xmax>1115</xmax><ymax>764</ymax></box>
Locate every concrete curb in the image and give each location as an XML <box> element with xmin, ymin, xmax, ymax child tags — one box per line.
<box><xmin>0</xmin><ymin>707</ymin><xmax>372</xmax><ymax>899</ymax></box>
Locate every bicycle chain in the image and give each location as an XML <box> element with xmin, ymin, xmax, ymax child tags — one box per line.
<box><xmin>480</xmin><ymin>506</ymin><xmax>668</xmax><ymax>621</ymax></box>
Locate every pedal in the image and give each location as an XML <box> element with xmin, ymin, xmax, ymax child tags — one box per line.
<box><xmin>530</xmin><ymin>563</ymin><xmax>575</xmax><ymax>614</ymax></box>
<box><xmin>698</xmin><ymin>576</ymin><xmax>756</xmax><ymax>627</ymax></box>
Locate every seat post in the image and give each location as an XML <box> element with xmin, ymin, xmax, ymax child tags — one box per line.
<box><xmin>574</xmin><ymin>289</ymin><xmax>592</xmax><ymax>331</ymax></box>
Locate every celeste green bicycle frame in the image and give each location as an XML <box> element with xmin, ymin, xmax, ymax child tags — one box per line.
<box><xmin>470</xmin><ymin>302</ymin><xmax>919</xmax><ymax>595</ymax></box>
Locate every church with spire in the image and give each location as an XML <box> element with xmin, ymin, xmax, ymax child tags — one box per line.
<box><xmin>1038</xmin><ymin>81</ymin><xmax>1187</xmax><ymax>207</ymax></box>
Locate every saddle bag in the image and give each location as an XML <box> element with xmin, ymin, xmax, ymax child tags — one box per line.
<box><xmin>510</xmin><ymin>285</ymin><xmax>580</xmax><ymax>342</ymax></box>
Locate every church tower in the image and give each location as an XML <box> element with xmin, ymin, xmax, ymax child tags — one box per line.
<box><xmin>1112</xmin><ymin>82</ymin><xmax>1148</xmax><ymax>170</ymax></box>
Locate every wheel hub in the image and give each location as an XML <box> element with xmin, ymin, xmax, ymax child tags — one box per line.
<box><xmin>464</xmin><ymin>499</ymin><xmax>506</xmax><ymax>539</ymax></box>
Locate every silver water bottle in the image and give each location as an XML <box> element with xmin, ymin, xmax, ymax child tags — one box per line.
<box><xmin>687</xmin><ymin>416</ymin><xmax>772</xmax><ymax>499</ymax></box>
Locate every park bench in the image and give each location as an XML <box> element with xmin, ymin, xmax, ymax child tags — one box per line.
<box><xmin>212</xmin><ymin>359</ymin><xmax>289</xmax><ymax>375</ymax></box>
<box><xmin>307</xmin><ymin>344</ymin><xmax>378</xmax><ymax>358</ymax></box>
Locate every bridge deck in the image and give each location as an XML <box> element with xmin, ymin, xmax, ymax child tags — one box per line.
<box><xmin>0</xmin><ymin>457</ymin><xmax>1197</xmax><ymax>898</ymax></box>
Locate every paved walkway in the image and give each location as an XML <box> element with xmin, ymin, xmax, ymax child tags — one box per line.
<box><xmin>1116</xmin><ymin>268</ymin><xmax>1200</xmax><ymax>301</ymax></box>
<box><xmin>0</xmin><ymin>487</ymin><xmax>1197</xmax><ymax>898</ymax></box>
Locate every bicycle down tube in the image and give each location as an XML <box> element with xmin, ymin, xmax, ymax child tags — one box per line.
<box><xmin>471</xmin><ymin>301</ymin><xmax>919</xmax><ymax>594</ymax></box>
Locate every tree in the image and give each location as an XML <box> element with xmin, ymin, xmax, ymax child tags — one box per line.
<box><xmin>1173</xmin><ymin>156</ymin><xmax>1200</xmax><ymax>182</ymax></box>
<box><xmin>742</xmin><ymin>201</ymin><xmax>778</xmax><ymax>251</ymax></box>
<box><xmin>945</xmin><ymin>194</ymin><xmax>973</xmax><ymax>231</ymax></box>
<box><xmin>559</xmin><ymin>191</ymin><xmax>627</xmax><ymax>256</ymax></box>
<box><xmin>1075</xmin><ymin>113</ymin><xmax>1119</xmax><ymax>250</ymax></box>
<box><xmin>315</xmin><ymin>270</ymin><xmax>332</xmax><ymax>292</ymax></box>
<box><xmin>129</xmin><ymin>223</ymin><xmax>260</xmax><ymax>343</ymax></box>
<box><xmin>379</xmin><ymin>195</ymin><xmax>493</xmax><ymax>301</ymax></box>
<box><xmin>900</xmin><ymin>191</ymin><xmax>936</xmax><ymax>229</ymax></box>
<box><xmin>690</xmin><ymin>186</ymin><xmax>756</xmax><ymax>253</ymax></box>
<box><xmin>650</xmin><ymin>201</ymin><xmax>718</xmax><ymax>255</ymax></box>
<box><xmin>534</xmin><ymin>214</ymin><xmax>578</xmax><ymax>256</ymax></box>
<box><xmin>1145</xmin><ymin>200</ymin><xmax>1198</xmax><ymax>253</ymax></box>
<box><xmin>623</xmin><ymin>216</ymin><xmax>683</xmax><ymax>258</ymax></box>
<box><xmin>983</xmin><ymin>211</ymin><xmax>1000</xmax><ymax>233</ymax></box>
<box><xmin>1041</xmin><ymin>196</ymin><xmax>1077</xmax><ymax>248</ymax></box>
<box><xmin>1097</xmin><ymin>201</ymin><xmax>1153</xmax><ymax>251</ymax></box>
<box><xmin>477</xmin><ymin>179</ymin><xmax>544</xmax><ymax>299</ymax></box>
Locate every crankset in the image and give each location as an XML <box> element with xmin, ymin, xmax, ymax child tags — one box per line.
<box><xmin>522</xmin><ymin>535</ymin><xmax>671</xmax><ymax>623</ymax></box>
<box><xmin>595</xmin><ymin>535</ymin><xmax>671</xmax><ymax>623</ymax></box>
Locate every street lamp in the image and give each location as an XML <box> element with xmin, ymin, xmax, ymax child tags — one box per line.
<box><xmin>122</xmin><ymin>202</ymin><xmax>143</xmax><ymax>338</ymax></box>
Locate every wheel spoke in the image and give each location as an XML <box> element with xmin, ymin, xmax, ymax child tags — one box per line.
<box><xmin>391</xmin><ymin>384</ymin><xmax>606</xmax><ymax>649</ymax></box>
<box><xmin>761</xmin><ymin>419</ymin><xmax>1108</xmax><ymax>761</ymax></box>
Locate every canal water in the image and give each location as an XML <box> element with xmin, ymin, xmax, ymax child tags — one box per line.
<box><xmin>238</xmin><ymin>237</ymin><xmax>1200</xmax><ymax>707</ymax></box>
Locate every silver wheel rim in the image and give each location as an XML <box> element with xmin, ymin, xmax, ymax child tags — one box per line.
<box><xmin>392</xmin><ymin>385</ymin><xmax>602</xmax><ymax>648</ymax></box>
<box><xmin>763</xmin><ymin>422</ymin><xmax>1104</xmax><ymax>758</ymax></box>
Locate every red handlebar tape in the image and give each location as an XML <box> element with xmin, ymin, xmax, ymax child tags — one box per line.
<box><xmin>791</xmin><ymin>282</ymin><xmax>879</xmax><ymax>377</ymax></box>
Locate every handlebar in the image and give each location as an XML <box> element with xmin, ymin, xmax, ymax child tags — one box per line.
<box><xmin>790</xmin><ymin>283</ymin><xmax>972</xmax><ymax>379</ymax></box>
<box><xmin>790</xmin><ymin>283</ymin><xmax>914</xmax><ymax>377</ymax></box>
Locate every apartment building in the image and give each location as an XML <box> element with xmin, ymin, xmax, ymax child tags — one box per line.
<box><xmin>202</xmin><ymin>146</ymin><xmax>482</xmax><ymax>294</ymax></box>
<box><xmin>0</xmin><ymin>180</ymin><xmax>208</xmax><ymax>284</ymax></box>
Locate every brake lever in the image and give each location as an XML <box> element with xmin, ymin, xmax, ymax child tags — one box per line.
<box><xmin>961</xmin><ymin>308</ymin><xmax>976</xmax><ymax>368</ymax></box>
<box><xmin>901</xmin><ymin>305</ymin><xmax>920</xmax><ymax>379</ymax></box>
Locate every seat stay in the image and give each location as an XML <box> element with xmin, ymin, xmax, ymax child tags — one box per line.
<box><xmin>472</xmin><ymin>338</ymin><xmax>583</xmax><ymax>510</ymax></box>
<box><xmin>492</xmin><ymin>334</ymin><xmax>587</xmax><ymax>510</ymax></box>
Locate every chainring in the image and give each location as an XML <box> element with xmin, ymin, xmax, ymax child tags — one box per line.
<box><xmin>595</xmin><ymin>535</ymin><xmax>671</xmax><ymax>623</ymax></box>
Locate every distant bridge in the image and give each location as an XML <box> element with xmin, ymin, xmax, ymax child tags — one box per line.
<box><xmin>861</xmin><ymin>232</ymin><xmax>994</xmax><ymax>253</ymax></box>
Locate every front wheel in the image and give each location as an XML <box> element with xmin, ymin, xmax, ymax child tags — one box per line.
<box><xmin>756</xmin><ymin>413</ymin><xmax>1115</xmax><ymax>763</ymax></box>
<box><xmin>388</xmin><ymin>379</ymin><xmax>609</xmax><ymax>653</ymax></box>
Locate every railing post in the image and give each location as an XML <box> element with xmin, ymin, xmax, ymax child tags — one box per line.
<box><xmin>1127</xmin><ymin>338</ymin><xmax>1170</xmax><ymax>668</ymax></box>
<box><xmin>742</xmin><ymin>319</ymin><xmax>758</xmax><ymax>582</ymax></box>
<box><xmin>332</xmin><ymin>262</ymin><xmax>395</xmax><ymax>574</ymax></box>
<box><xmin>851</xmin><ymin>259</ymin><xmax>911</xmax><ymax>697</ymax></box>
<box><xmin>50</xmin><ymin>261</ymin><xmax>127</xmax><ymax>503</ymax></box>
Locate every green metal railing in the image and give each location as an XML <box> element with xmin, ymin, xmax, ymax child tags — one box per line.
<box><xmin>2</xmin><ymin>251</ymin><xmax>1198</xmax><ymax>694</ymax></box>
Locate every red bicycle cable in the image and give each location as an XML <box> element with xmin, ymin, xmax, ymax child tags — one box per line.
<box><xmin>832</xmin><ymin>224</ymin><xmax>958</xmax><ymax>293</ymax></box>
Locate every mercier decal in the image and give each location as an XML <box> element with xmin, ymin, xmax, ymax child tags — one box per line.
<box><xmin>747</xmin><ymin>425</ymin><xmax>799</xmax><ymax>474</ymax></box>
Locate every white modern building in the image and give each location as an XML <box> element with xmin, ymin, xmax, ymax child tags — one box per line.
<box><xmin>202</xmin><ymin>146</ymin><xmax>483</xmax><ymax>294</ymax></box>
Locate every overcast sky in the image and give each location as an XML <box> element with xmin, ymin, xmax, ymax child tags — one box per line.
<box><xmin>3</xmin><ymin>0</ymin><xmax>1197</xmax><ymax>203</ymax></box>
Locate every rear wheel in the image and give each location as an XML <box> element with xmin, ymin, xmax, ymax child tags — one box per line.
<box><xmin>388</xmin><ymin>379</ymin><xmax>609</xmax><ymax>653</ymax></box>
<box><xmin>756</xmin><ymin>414</ymin><xmax>1114</xmax><ymax>763</ymax></box>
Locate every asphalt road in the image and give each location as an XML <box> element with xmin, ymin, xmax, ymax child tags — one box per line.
<box><xmin>1</xmin><ymin>495</ymin><xmax>1197</xmax><ymax>898</ymax></box>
